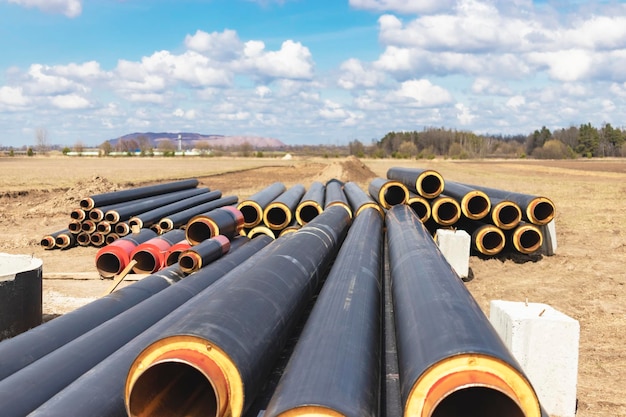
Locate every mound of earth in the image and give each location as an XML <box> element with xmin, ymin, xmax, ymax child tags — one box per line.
<box><xmin>310</xmin><ymin>156</ymin><xmax>377</xmax><ymax>186</ymax></box>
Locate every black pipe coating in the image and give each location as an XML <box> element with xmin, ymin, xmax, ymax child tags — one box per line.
<box><xmin>324</xmin><ymin>179</ymin><xmax>352</xmax><ymax>218</ymax></box>
<box><xmin>369</xmin><ymin>177</ymin><xmax>409</xmax><ymax>209</ymax></box>
<box><xmin>343</xmin><ymin>181</ymin><xmax>383</xmax><ymax>217</ymax></box>
<box><xmin>295</xmin><ymin>181</ymin><xmax>325</xmax><ymax>225</ymax></box>
<box><xmin>386</xmin><ymin>167</ymin><xmax>445</xmax><ymax>199</ymax></box>
<box><xmin>263</xmin><ymin>184</ymin><xmax>306</xmax><ymax>230</ymax></box>
<box><xmin>237</xmin><ymin>182</ymin><xmax>286</xmax><ymax>228</ymax></box>
<box><xmin>158</xmin><ymin>195</ymin><xmax>238</xmax><ymax>232</ymax></box>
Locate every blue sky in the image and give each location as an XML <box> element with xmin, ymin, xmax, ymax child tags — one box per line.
<box><xmin>1</xmin><ymin>0</ymin><xmax>626</xmax><ymax>147</ymax></box>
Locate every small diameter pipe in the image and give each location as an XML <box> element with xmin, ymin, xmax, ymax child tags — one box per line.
<box><xmin>508</xmin><ymin>222</ymin><xmax>544</xmax><ymax>255</ymax></box>
<box><xmin>442</xmin><ymin>180</ymin><xmax>491</xmax><ymax>221</ymax></box>
<box><xmin>67</xmin><ymin>220</ymin><xmax>82</xmax><ymax>234</ymax></box>
<box><xmin>130</xmin><ymin>229</ymin><xmax>187</xmax><ymax>274</ymax></box>
<box><xmin>164</xmin><ymin>239</ymin><xmax>192</xmax><ymax>266</ymax></box>
<box><xmin>80</xmin><ymin>178</ymin><xmax>200</xmax><ymax>211</ymax></box>
<box><xmin>455</xmin><ymin>220</ymin><xmax>507</xmax><ymax>257</ymax></box>
<box><xmin>76</xmin><ymin>232</ymin><xmax>91</xmax><ymax>246</ymax></box>
<box><xmin>295</xmin><ymin>181</ymin><xmax>325</xmax><ymax>225</ymax></box>
<box><xmin>89</xmin><ymin>193</ymin><xmax>190</xmax><ymax>223</ymax></box>
<box><xmin>128</xmin><ymin>189</ymin><xmax>222</xmax><ymax>230</ymax></box>
<box><xmin>158</xmin><ymin>195</ymin><xmax>238</xmax><ymax>233</ymax></box>
<box><xmin>105</xmin><ymin>233</ymin><xmax>119</xmax><ymax>245</ymax></box>
<box><xmin>70</xmin><ymin>208</ymin><xmax>87</xmax><ymax>222</ymax></box>
<box><xmin>96</xmin><ymin>221</ymin><xmax>112</xmax><ymax>234</ymax></box>
<box><xmin>278</xmin><ymin>220</ymin><xmax>301</xmax><ymax>237</ymax></box>
<box><xmin>40</xmin><ymin>229</ymin><xmax>69</xmax><ymax>250</ymax></box>
<box><xmin>490</xmin><ymin>198</ymin><xmax>523</xmax><ymax>230</ymax></box>
<box><xmin>81</xmin><ymin>220</ymin><xmax>97</xmax><ymax>234</ymax></box>
<box><xmin>343</xmin><ymin>181</ymin><xmax>383</xmax><ymax>218</ymax></box>
<box><xmin>178</xmin><ymin>235</ymin><xmax>231</xmax><ymax>274</ymax></box>
<box><xmin>55</xmin><ymin>231</ymin><xmax>76</xmax><ymax>250</ymax></box>
<box><xmin>185</xmin><ymin>206</ymin><xmax>244</xmax><ymax>245</ymax></box>
<box><xmin>430</xmin><ymin>196</ymin><xmax>462</xmax><ymax>226</ymax></box>
<box><xmin>263</xmin><ymin>184</ymin><xmax>306</xmax><ymax>230</ymax></box>
<box><xmin>95</xmin><ymin>228</ymin><xmax>158</xmax><ymax>278</ymax></box>
<box><xmin>325</xmin><ymin>179</ymin><xmax>352</xmax><ymax>218</ymax></box>
<box><xmin>407</xmin><ymin>192</ymin><xmax>431</xmax><ymax>223</ymax></box>
<box><xmin>247</xmin><ymin>225</ymin><xmax>276</xmax><ymax>240</ymax></box>
<box><xmin>89</xmin><ymin>232</ymin><xmax>107</xmax><ymax>247</ymax></box>
<box><xmin>264</xmin><ymin>207</ymin><xmax>383</xmax><ymax>417</ymax></box>
<box><xmin>115</xmin><ymin>221</ymin><xmax>130</xmax><ymax>236</ymax></box>
<box><xmin>237</xmin><ymin>182</ymin><xmax>286</xmax><ymax>228</ymax></box>
<box><xmin>125</xmin><ymin>206</ymin><xmax>351</xmax><ymax>417</ymax></box>
<box><xmin>385</xmin><ymin>205</ymin><xmax>541</xmax><ymax>417</ymax></box>
<box><xmin>369</xmin><ymin>177</ymin><xmax>409</xmax><ymax>209</ymax></box>
<box><xmin>386</xmin><ymin>167</ymin><xmax>445</xmax><ymax>199</ymax></box>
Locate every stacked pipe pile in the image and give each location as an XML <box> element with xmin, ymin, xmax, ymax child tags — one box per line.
<box><xmin>20</xmin><ymin>171</ymin><xmax>556</xmax><ymax>416</ymax></box>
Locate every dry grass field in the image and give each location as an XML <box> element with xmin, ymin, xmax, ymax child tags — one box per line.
<box><xmin>1</xmin><ymin>155</ymin><xmax>625</xmax><ymax>416</ymax></box>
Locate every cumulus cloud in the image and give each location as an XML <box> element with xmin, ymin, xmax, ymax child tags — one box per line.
<box><xmin>184</xmin><ymin>29</ymin><xmax>242</xmax><ymax>61</ymax></box>
<box><xmin>0</xmin><ymin>86</ymin><xmax>30</xmax><ymax>108</ymax></box>
<box><xmin>50</xmin><ymin>93</ymin><xmax>90</xmax><ymax>109</ymax></box>
<box><xmin>7</xmin><ymin>0</ymin><xmax>82</xmax><ymax>17</ymax></box>
<box><xmin>349</xmin><ymin>0</ymin><xmax>455</xmax><ymax>15</ymax></box>
<box><xmin>389</xmin><ymin>79</ymin><xmax>454</xmax><ymax>107</ymax></box>
<box><xmin>241</xmin><ymin>40</ymin><xmax>314</xmax><ymax>80</ymax></box>
<box><xmin>338</xmin><ymin>59</ymin><xmax>386</xmax><ymax>89</ymax></box>
<box><xmin>173</xmin><ymin>108</ymin><xmax>197</xmax><ymax>120</ymax></box>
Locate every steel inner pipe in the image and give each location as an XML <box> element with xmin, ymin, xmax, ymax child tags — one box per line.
<box><xmin>185</xmin><ymin>206</ymin><xmax>244</xmax><ymax>245</ymax></box>
<box><xmin>508</xmin><ymin>222</ymin><xmax>543</xmax><ymax>255</ymax></box>
<box><xmin>178</xmin><ymin>235</ymin><xmax>231</xmax><ymax>274</ymax></box>
<box><xmin>96</xmin><ymin>220</ymin><xmax>112</xmax><ymax>234</ymax></box>
<box><xmin>263</xmin><ymin>184</ymin><xmax>306</xmax><ymax>231</ymax></box>
<box><xmin>430</xmin><ymin>196</ymin><xmax>462</xmax><ymax>226</ymax></box>
<box><xmin>125</xmin><ymin>206</ymin><xmax>351</xmax><ymax>417</ymax></box>
<box><xmin>295</xmin><ymin>181</ymin><xmax>325</xmax><ymax>225</ymax></box>
<box><xmin>263</xmin><ymin>208</ymin><xmax>383</xmax><ymax>417</ymax></box>
<box><xmin>130</xmin><ymin>229</ymin><xmax>187</xmax><ymax>274</ymax></box>
<box><xmin>128</xmin><ymin>189</ymin><xmax>222</xmax><ymax>230</ymax></box>
<box><xmin>0</xmin><ymin>265</ymin><xmax>187</xmax><ymax>382</ymax></box>
<box><xmin>55</xmin><ymin>230</ymin><xmax>76</xmax><ymax>250</ymax></box>
<box><xmin>325</xmin><ymin>179</ymin><xmax>352</xmax><ymax>218</ymax></box>
<box><xmin>407</xmin><ymin>192</ymin><xmax>431</xmax><ymax>223</ymax></box>
<box><xmin>158</xmin><ymin>195</ymin><xmax>238</xmax><ymax>233</ymax></box>
<box><xmin>385</xmin><ymin>205</ymin><xmax>541</xmax><ymax>417</ymax></box>
<box><xmin>237</xmin><ymin>182</ymin><xmax>286</xmax><ymax>228</ymax></box>
<box><xmin>490</xmin><ymin>198</ymin><xmax>523</xmax><ymax>230</ymax></box>
<box><xmin>115</xmin><ymin>221</ymin><xmax>130</xmax><ymax>236</ymax></box>
<box><xmin>95</xmin><ymin>228</ymin><xmax>158</xmax><ymax>278</ymax></box>
<box><xmin>28</xmin><ymin>236</ymin><xmax>274</xmax><ymax>417</ymax></box>
<box><xmin>343</xmin><ymin>181</ymin><xmax>383</xmax><ymax>217</ymax></box>
<box><xmin>369</xmin><ymin>177</ymin><xmax>409</xmax><ymax>209</ymax></box>
<box><xmin>441</xmin><ymin>180</ymin><xmax>491</xmax><ymax>221</ymax></box>
<box><xmin>386</xmin><ymin>167</ymin><xmax>445</xmax><ymax>199</ymax></box>
<box><xmin>80</xmin><ymin>178</ymin><xmax>200</xmax><ymax>211</ymax></box>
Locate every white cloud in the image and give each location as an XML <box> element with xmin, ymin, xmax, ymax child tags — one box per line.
<box><xmin>242</xmin><ymin>40</ymin><xmax>314</xmax><ymax>80</ymax></box>
<box><xmin>349</xmin><ymin>0</ymin><xmax>455</xmax><ymax>14</ymax></box>
<box><xmin>184</xmin><ymin>29</ymin><xmax>242</xmax><ymax>61</ymax></box>
<box><xmin>471</xmin><ymin>77</ymin><xmax>511</xmax><ymax>95</ymax></box>
<box><xmin>24</xmin><ymin>63</ymin><xmax>88</xmax><ymax>95</ymax></box>
<box><xmin>0</xmin><ymin>86</ymin><xmax>30</xmax><ymax>108</ymax></box>
<box><xmin>173</xmin><ymin>108</ymin><xmax>197</xmax><ymax>120</ymax></box>
<box><xmin>338</xmin><ymin>58</ymin><xmax>386</xmax><ymax>89</ymax></box>
<box><xmin>388</xmin><ymin>79</ymin><xmax>454</xmax><ymax>107</ymax></box>
<box><xmin>7</xmin><ymin>0</ymin><xmax>82</xmax><ymax>17</ymax></box>
<box><xmin>255</xmin><ymin>86</ymin><xmax>272</xmax><ymax>97</ymax></box>
<box><xmin>527</xmin><ymin>49</ymin><xmax>593</xmax><ymax>82</ymax></box>
<box><xmin>506</xmin><ymin>95</ymin><xmax>525</xmax><ymax>110</ymax></box>
<box><xmin>50</xmin><ymin>93</ymin><xmax>90</xmax><ymax>109</ymax></box>
<box><xmin>455</xmin><ymin>103</ymin><xmax>475</xmax><ymax>125</ymax></box>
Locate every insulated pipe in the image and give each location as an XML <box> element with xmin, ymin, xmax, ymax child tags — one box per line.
<box><xmin>69</xmin><ymin>208</ymin><xmax>86</xmax><ymax>222</ymax></box>
<box><xmin>40</xmin><ymin>228</ymin><xmax>68</xmax><ymax>250</ymax></box>
<box><xmin>95</xmin><ymin>228</ymin><xmax>158</xmax><ymax>278</ymax></box>
<box><xmin>386</xmin><ymin>167</ymin><xmax>445</xmax><ymax>199</ymax></box>
<box><xmin>104</xmin><ymin>187</ymin><xmax>210</xmax><ymax>224</ymax></box>
<box><xmin>89</xmin><ymin>193</ymin><xmax>186</xmax><ymax>223</ymax></box>
<box><xmin>489</xmin><ymin>198</ymin><xmax>523</xmax><ymax>230</ymax></box>
<box><xmin>343</xmin><ymin>181</ymin><xmax>383</xmax><ymax>217</ymax></box>
<box><xmin>264</xmin><ymin>207</ymin><xmax>383</xmax><ymax>417</ymax></box>
<box><xmin>80</xmin><ymin>178</ymin><xmax>200</xmax><ymax>211</ymax></box>
<box><xmin>67</xmin><ymin>219</ymin><xmax>82</xmax><ymax>234</ymax></box>
<box><xmin>128</xmin><ymin>189</ymin><xmax>222</xmax><ymax>230</ymax></box>
<box><xmin>89</xmin><ymin>232</ymin><xmax>107</xmax><ymax>247</ymax></box>
<box><xmin>0</xmin><ymin>265</ymin><xmax>187</xmax><ymax>382</ymax></box>
<box><xmin>81</xmin><ymin>219</ymin><xmax>97</xmax><ymax>234</ymax></box>
<box><xmin>28</xmin><ymin>236</ymin><xmax>274</xmax><ymax>417</ymax></box>
<box><xmin>369</xmin><ymin>177</ymin><xmax>409</xmax><ymax>209</ymax></box>
<box><xmin>325</xmin><ymin>179</ymin><xmax>352</xmax><ymax>218</ymax></box>
<box><xmin>105</xmin><ymin>233</ymin><xmax>119</xmax><ymax>245</ymax></box>
<box><xmin>247</xmin><ymin>225</ymin><xmax>276</xmax><ymax>240</ymax></box>
<box><xmin>164</xmin><ymin>239</ymin><xmax>192</xmax><ymax>266</ymax></box>
<box><xmin>454</xmin><ymin>220</ymin><xmax>506</xmax><ymax>257</ymax></box>
<box><xmin>295</xmin><ymin>181</ymin><xmax>325</xmax><ymax>225</ymax></box>
<box><xmin>158</xmin><ymin>195</ymin><xmax>238</xmax><ymax>233</ymax></box>
<box><xmin>430</xmin><ymin>195</ymin><xmax>462</xmax><ymax>226</ymax></box>
<box><xmin>237</xmin><ymin>182</ymin><xmax>286</xmax><ymax>228</ymax></box>
<box><xmin>385</xmin><ymin>205</ymin><xmax>541</xmax><ymax>417</ymax></box>
<box><xmin>441</xmin><ymin>180</ymin><xmax>491</xmax><ymax>221</ymax></box>
<box><xmin>96</xmin><ymin>220</ymin><xmax>112</xmax><ymax>234</ymax></box>
<box><xmin>508</xmin><ymin>222</ymin><xmax>543</xmax><ymax>255</ymax></box>
<box><xmin>178</xmin><ymin>235</ymin><xmax>231</xmax><ymax>274</ymax></box>
<box><xmin>115</xmin><ymin>221</ymin><xmax>130</xmax><ymax>236</ymax></box>
<box><xmin>407</xmin><ymin>192</ymin><xmax>431</xmax><ymax>223</ymax></box>
<box><xmin>125</xmin><ymin>206</ymin><xmax>351</xmax><ymax>417</ymax></box>
<box><xmin>76</xmin><ymin>231</ymin><xmax>91</xmax><ymax>246</ymax></box>
<box><xmin>55</xmin><ymin>230</ymin><xmax>76</xmax><ymax>250</ymax></box>
<box><xmin>263</xmin><ymin>184</ymin><xmax>306</xmax><ymax>230</ymax></box>
<box><xmin>185</xmin><ymin>206</ymin><xmax>244</xmax><ymax>245</ymax></box>
<box><xmin>461</xmin><ymin>183</ymin><xmax>555</xmax><ymax>226</ymax></box>
<box><xmin>130</xmin><ymin>229</ymin><xmax>187</xmax><ymax>274</ymax></box>
<box><xmin>278</xmin><ymin>220</ymin><xmax>301</xmax><ymax>237</ymax></box>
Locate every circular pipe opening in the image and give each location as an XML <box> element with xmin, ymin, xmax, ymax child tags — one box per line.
<box><xmin>132</xmin><ymin>251</ymin><xmax>158</xmax><ymax>274</ymax></box>
<box><xmin>297</xmin><ymin>203</ymin><xmax>322</xmax><ymax>224</ymax></box>
<box><xmin>382</xmin><ymin>184</ymin><xmax>408</xmax><ymax>207</ymax></box>
<box><xmin>418</xmin><ymin>174</ymin><xmax>444</xmax><ymax>198</ymax></box>
<box><xmin>265</xmin><ymin>205</ymin><xmax>289</xmax><ymax>229</ymax></box>
<box><xmin>128</xmin><ymin>362</ymin><xmax>218</xmax><ymax>417</ymax></box>
<box><xmin>186</xmin><ymin>220</ymin><xmax>215</xmax><ymax>245</ymax></box>
<box><xmin>77</xmin><ymin>232</ymin><xmax>91</xmax><ymax>246</ymax></box>
<box><xmin>494</xmin><ymin>203</ymin><xmax>522</xmax><ymax>229</ymax></box>
<box><xmin>517</xmin><ymin>229</ymin><xmax>543</xmax><ymax>254</ymax></box>
<box><xmin>433</xmin><ymin>201</ymin><xmax>460</xmax><ymax>225</ymax></box>
<box><xmin>179</xmin><ymin>252</ymin><xmax>200</xmax><ymax>273</ymax></box>
<box><xmin>89</xmin><ymin>209</ymin><xmax>104</xmax><ymax>221</ymax></box>
<box><xmin>105</xmin><ymin>211</ymin><xmax>120</xmax><ymax>223</ymax></box>
<box><xmin>106</xmin><ymin>233</ymin><xmax>119</xmax><ymax>245</ymax></box>
<box><xmin>465</xmin><ymin>195</ymin><xmax>490</xmax><ymax>219</ymax></box>
<box><xmin>71</xmin><ymin>209</ymin><xmax>87</xmax><ymax>221</ymax></box>
<box><xmin>238</xmin><ymin>203</ymin><xmax>262</xmax><ymax>227</ymax></box>
<box><xmin>96</xmin><ymin>253</ymin><xmax>122</xmax><ymax>276</ymax></box>
<box><xmin>431</xmin><ymin>386</ymin><xmax>525</xmax><ymax>417</ymax></box>
<box><xmin>408</xmin><ymin>200</ymin><xmax>431</xmax><ymax>222</ymax></box>
<box><xmin>530</xmin><ymin>200</ymin><xmax>555</xmax><ymax>225</ymax></box>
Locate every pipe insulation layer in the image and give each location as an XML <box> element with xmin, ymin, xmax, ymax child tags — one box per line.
<box><xmin>490</xmin><ymin>198</ymin><xmax>523</xmax><ymax>230</ymax></box>
<box><xmin>158</xmin><ymin>195</ymin><xmax>238</xmax><ymax>232</ymax></box>
<box><xmin>369</xmin><ymin>177</ymin><xmax>409</xmax><ymax>209</ymax></box>
<box><xmin>237</xmin><ymin>182</ymin><xmax>286</xmax><ymax>228</ymax></box>
<box><xmin>441</xmin><ymin>180</ymin><xmax>491</xmax><ymax>221</ymax></box>
<box><xmin>178</xmin><ymin>235</ymin><xmax>231</xmax><ymax>274</ymax></box>
<box><xmin>185</xmin><ymin>206</ymin><xmax>244</xmax><ymax>245</ymax></box>
<box><xmin>295</xmin><ymin>181</ymin><xmax>325</xmax><ymax>225</ymax></box>
<box><xmin>95</xmin><ymin>228</ymin><xmax>158</xmax><ymax>278</ymax></box>
<box><xmin>125</xmin><ymin>205</ymin><xmax>351</xmax><ymax>417</ymax></box>
<box><xmin>55</xmin><ymin>231</ymin><xmax>76</xmax><ymax>250</ymax></box>
<box><xmin>263</xmin><ymin>184</ymin><xmax>306</xmax><ymax>230</ymax></box>
<box><xmin>430</xmin><ymin>196</ymin><xmax>462</xmax><ymax>226</ymax></box>
<box><xmin>343</xmin><ymin>181</ymin><xmax>383</xmax><ymax>218</ymax></box>
<box><xmin>407</xmin><ymin>193</ymin><xmax>431</xmax><ymax>223</ymax></box>
<box><xmin>264</xmin><ymin>207</ymin><xmax>384</xmax><ymax>417</ymax></box>
<box><xmin>40</xmin><ymin>228</ymin><xmax>68</xmax><ymax>250</ymax></box>
<box><xmin>508</xmin><ymin>222</ymin><xmax>544</xmax><ymax>255</ymax></box>
<box><xmin>80</xmin><ymin>178</ymin><xmax>200</xmax><ymax>211</ymax></box>
<box><xmin>130</xmin><ymin>229</ymin><xmax>187</xmax><ymax>274</ymax></box>
<box><xmin>164</xmin><ymin>239</ymin><xmax>192</xmax><ymax>266</ymax></box>
<box><xmin>386</xmin><ymin>167</ymin><xmax>445</xmax><ymax>199</ymax></box>
<box><xmin>385</xmin><ymin>205</ymin><xmax>541</xmax><ymax>417</ymax></box>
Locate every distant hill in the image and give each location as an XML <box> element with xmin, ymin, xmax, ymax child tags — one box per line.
<box><xmin>109</xmin><ymin>132</ymin><xmax>287</xmax><ymax>149</ymax></box>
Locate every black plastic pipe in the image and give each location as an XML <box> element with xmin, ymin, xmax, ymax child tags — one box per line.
<box><xmin>456</xmin><ymin>219</ymin><xmax>506</xmax><ymax>256</ymax></box>
<box><xmin>237</xmin><ymin>182</ymin><xmax>286</xmax><ymax>228</ymax></box>
<box><xmin>385</xmin><ymin>205</ymin><xmax>541</xmax><ymax>417</ymax></box>
<box><xmin>507</xmin><ymin>222</ymin><xmax>544</xmax><ymax>255</ymax></box>
<box><xmin>185</xmin><ymin>206</ymin><xmax>244</xmax><ymax>245</ymax></box>
<box><xmin>442</xmin><ymin>180</ymin><xmax>491</xmax><ymax>221</ymax></box>
<box><xmin>88</xmin><ymin>193</ymin><xmax>170</xmax><ymax>223</ymax></box>
<box><xmin>76</xmin><ymin>231</ymin><xmax>91</xmax><ymax>246</ymax></box>
<box><xmin>369</xmin><ymin>177</ymin><xmax>409</xmax><ymax>209</ymax></box>
<box><xmin>325</xmin><ymin>178</ymin><xmax>352</xmax><ymax>218</ymax></box>
<box><xmin>343</xmin><ymin>181</ymin><xmax>383</xmax><ymax>217</ymax></box>
<box><xmin>429</xmin><ymin>195</ymin><xmax>462</xmax><ymax>226</ymax></box>
<box><xmin>386</xmin><ymin>167</ymin><xmax>445</xmax><ymax>199</ymax></box>
<box><xmin>69</xmin><ymin>208</ymin><xmax>86</xmax><ymax>222</ymax></box>
<box><xmin>158</xmin><ymin>195</ymin><xmax>238</xmax><ymax>232</ymax></box>
<box><xmin>264</xmin><ymin>207</ymin><xmax>383</xmax><ymax>417</ymax></box>
<box><xmin>164</xmin><ymin>239</ymin><xmax>192</xmax><ymax>266</ymax></box>
<box><xmin>407</xmin><ymin>192</ymin><xmax>431</xmax><ymax>222</ymax></box>
<box><xmin>263</xmin><ymin>184</ymin><xmax>306</xmax><ymax>230</ymax></box>
<box><xmin>130</xmin><ymin>229</ymin><xmax>187</xmax><ymax>274</ymax></box>
<box><xmin>489</xmin><ymin>198</ymin><xmax>523</xmax><ymax>230</ymax></box>
<box><xmin>125</xmin><ymin>205</ymin><xmax>351</xmax><ymax>417</ymax></box>
<box><xmin>28</xmin><ymin>236</ymin><xmax>274</xmax><ymax>417</ymax></box>
<box><xmin>178</xmin><ymin>235</ymin><xmax>231</xmax><ymax>274</ymax></box>
<box><xmin>128</xmin><ymin>189</ymin><xmax>222</xmax><ymax>230</ymax></box>
<box><xmin>80</xmin><ymin>178</ymin><xmax>200</xmax><ymax>211</ymax></box>
<box><xmin>95</xmin><ymin>228</ymin><xmax>158</xmax><ymax>278</ymax></box>
<box><xmin>89</xmin><ymin>232</ymin><xmax>106</xmax><ymax>247</ymax></box>
<box><xmin>55</xmin><ymin>230</ymin><xmax>76</xmax><ymax>250</ymax></box>
<box><xmin>295</xmin><ymin>181</ymin><xmax>325</xmax><ymax>225</ymax></box>
<box><xmin>0</xmin><ymin>265</ymin><xmax>186</xmax><ymax>382</ymax></box>
<box><xmin>40</xmin><ymin>228</ymin><xmax>68</xmax><ymax>250</ymax></box>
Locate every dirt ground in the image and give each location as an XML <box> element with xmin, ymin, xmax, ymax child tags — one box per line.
<box><xmin>0</xmin><ymin>155</ymin><xmax>625</xmax><ymax>416</ymax></box>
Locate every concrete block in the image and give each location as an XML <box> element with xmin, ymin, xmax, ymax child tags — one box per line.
<box><xmin>435</xmin><ymin>229</ymin><xmax>470</xmax><ymax>278</ymax></box>
<box><xmin>540</xmin><ymin>219</ymin><xmax>557</xmax><ymax>256</ymax></box>
<box><xmin>490</xmin><ymin>300</ymin><xmax>579</xmax><ymax>417</ymax></box>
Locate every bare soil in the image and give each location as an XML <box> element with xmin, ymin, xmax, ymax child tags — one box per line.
<box><xmin>1</xmin><ymin>155</ymin><xmax>625</xmax><ymax>416</ymax></box>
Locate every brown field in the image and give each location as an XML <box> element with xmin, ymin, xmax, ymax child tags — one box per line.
<box><xmin>1</xmin><ymin>155</ymin><xmax>625</xmax><ymax>416</ymax></box>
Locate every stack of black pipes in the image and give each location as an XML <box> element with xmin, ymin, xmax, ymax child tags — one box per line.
<box><xmin>18</xmin><ymin>171</ymin><xmax>555</xmax><ymax>417</ymax></box>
